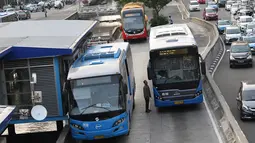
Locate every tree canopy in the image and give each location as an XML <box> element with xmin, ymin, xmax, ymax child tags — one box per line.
<box><xmin>115</xmin><ymin>0</ymin><xmax>171</xmax><ymax>16</ymax></box>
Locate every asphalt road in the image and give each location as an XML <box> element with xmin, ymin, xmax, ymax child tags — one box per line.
<box><xmin>182</xmin><ymin>0</ymin><xmax>255</xmax><ymax>142</ymax></box>
<box><xmin>29</xmin><ymin>4</ymin><xmax>78</xmax><ymax>20</ymax></box>
<box><xmin>73</xmin><ymin>2</ymin><xmax>219</xmax><ymax>143</ymax></box>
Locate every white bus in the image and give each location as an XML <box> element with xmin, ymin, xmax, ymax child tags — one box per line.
<box><xmin>66</xmin><ymin>42</ymin><xmax>136</xmax><ymax>141</ymax></box>
<box><xmin>147</xmin><ymin>24</ymin><xmax>206</xmax><ymax>107</ymax></box>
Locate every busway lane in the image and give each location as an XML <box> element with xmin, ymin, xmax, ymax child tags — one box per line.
<box><xmin>78</xmin><ymin>4</ymin><xmax>219</xmax><ymax>143</ymax></box>
<box><xmin>182</xmin><ymin>0</ymin><xmax>255</xmax><ymax>142</ymax></box>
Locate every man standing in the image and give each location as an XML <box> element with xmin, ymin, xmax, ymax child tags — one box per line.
<box><xmin>143</xmin><ymin>80</ymin><xmax>151</xmax><ymax>113</ymax></box>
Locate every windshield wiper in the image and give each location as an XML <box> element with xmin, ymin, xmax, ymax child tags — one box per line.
<box><xmin>164</xmin><ymin>75</ymin><xmax>182</xmax><ymax>84</ymax></box>
<box><xmin>79</xmin><ymin>103</ymin><xmax>111</xmax><ymax>115</ymax></box>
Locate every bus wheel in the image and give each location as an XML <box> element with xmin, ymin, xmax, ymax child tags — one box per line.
<box><xmin>75</xmin><ymin>139</ymin><xmax>83</xmax><ymax>143</ymax></box>
<box><xmin>124</xmin><ymin>40</ymin><xmax>127</xmax><ymax>42</ymax></box>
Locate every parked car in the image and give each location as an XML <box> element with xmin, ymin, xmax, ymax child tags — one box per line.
<box><xmin>189</xmin><ymin>1</ymin><xmax>201</xmax><ymax>11</ymax></box>
<box><xmin>25</xmin><ymin>4</ymin><xmax>38</xmax><ymax>12</ymax></box>
<box><xmin>16</xmin><ymin>10</ymin><xmax>27</xmax><ymax>20</ymax></box>
<box><xmin>224</xmin><ymin>26</ymin><xmax>242</xmax><ymax>44</ymax></box>
<box><xmin>54</xmin><ymin>0</ymin><xmax>64</xmax><ymax>9</ymax></box>
<box><xmin>237</xmin><ymin>7</ymin><xmax>253</xmax><ymax>16</ymax></box>
<box><xmin>216</xmin><ymin>20</ymin><xmax>232</xmax><ymax>34</ymax></box>
<box><xmin>203</xmin><ymin>7</ymin><xmax>218</xmax><ymax>20</ymax></box>
<box><xmin>236</xmin><ymin>81</ymin><xmax>255</xmax><ymax>120</ymax></box>
<box><xmin>228</xmin><ymin>41</ymin><xmax>252</xmax><ymax>68</ymax></box>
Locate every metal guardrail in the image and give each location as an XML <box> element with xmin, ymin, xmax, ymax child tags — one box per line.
<box><xmin>178</xmin><ymin>0</ymin><xmax>249</xmax><ymax>142</ymax></box>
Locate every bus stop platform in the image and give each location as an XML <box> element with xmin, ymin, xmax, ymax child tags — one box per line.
<box><xmin>0</xmin><ymin>105</ymin><xmax>15</xmax><ymax>135</ymax></box>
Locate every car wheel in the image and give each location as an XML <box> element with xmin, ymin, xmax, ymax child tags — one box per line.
<box><xmin>250</xmin><ymin>64</ymin><xmax>253</xmax><ymax>68</ymax></box>
<box><xmin>230</xmin><ymin>64</ymin><xmax>233</xmax><ymax>68</ymax></box>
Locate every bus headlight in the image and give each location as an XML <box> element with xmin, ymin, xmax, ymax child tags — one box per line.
<box><xmin>113</xmin><ymin>118</ymin><xmax>125</xmax><ymax>127</ymax></box>
<box><xmin>71</xmin><ymin>123</ymin><xmax>84</xmax><ymax>130</ymax></box>
<box><xmin>195</xmin><ymin>90</ymin><xmax>202</xmax><ymax>96</ymax></box>
<box><xmin>162</xmin><ymin>92</ymin><xmax>169</xmax><ymax>96</ymax></box>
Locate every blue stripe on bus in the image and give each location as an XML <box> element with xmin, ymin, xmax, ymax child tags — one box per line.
<box><xmin>153</xmin><ymin>87</ymin><xmax>160</xmax><ymax>97</ymax></box>
<box><xmin>196</xmin><ymin>80</ymin><xmax>202</xmax><ymax>92</ymax></box>
<box><xmin>54</xmin><ymin>57</ymin><xmax>64</xmax><ymax>116</ymax></box>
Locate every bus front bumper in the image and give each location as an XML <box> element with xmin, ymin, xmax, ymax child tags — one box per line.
<box><xmin>154</xmin><ymin>94</ymin><xmax>203</xmax><ymax>107</ymax></box>
<box><xmin>71</xmin><ymin>120</ymin><xmax>129</xmax><ymax>140</ymax></box>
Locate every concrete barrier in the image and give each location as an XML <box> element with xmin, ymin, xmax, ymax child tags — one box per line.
<box><xmin>111</xmin><ymin>26</ymin><xmax>121</xmax><ymax>40</ymax></box>
<box><xmin>64</xmin><ymin>11</ymin><xmax>79</xmax><ymax>20</ymax></box>
<box><xmin>177</xmin><ymin>0</ymin><xmax>249</xmax><ymax>142</ymax></box>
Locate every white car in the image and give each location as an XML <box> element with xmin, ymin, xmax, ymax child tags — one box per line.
<box><xmin>237</xmin><ymin>16</ymin><xmax>253</xmax><ymax>32</ymax></box>
<box><xmin>231</xmin><ymin>3</ymin><xmax>239</xmax><ymax>15</ymax></box>
<box><xmin>189</xmin><ymin>1</ymin><xmax>200</xmax><ymax>11</ymax></box>
<box><xmin>225</xmin><ymin>0</ymin><xmax>234</xmax><ymax>11</ymax></box>
<box><xmin>54</xmin><ymin>0</ymin><xmax>64</xmax><ymax>9</ymax></box>
<box><xmin>245</xmin><ymin>23</ymin><xmax>255</xmax><ymax>34</ymax></box>
<box><xmin>224</xmin><ymin>26</ymin><xmax>242</xmax><ymax>44</ymax></box>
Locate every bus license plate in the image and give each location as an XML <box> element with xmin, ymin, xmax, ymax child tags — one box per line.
<box><xmin>174</xmin><ymin>101</ymin><xmax>184</xmax><ymax>105</ymax></box>
<box><xmin>94</xmin><ymin>135</ymin><xmax>104</xmax><ymax>139</ymax></box>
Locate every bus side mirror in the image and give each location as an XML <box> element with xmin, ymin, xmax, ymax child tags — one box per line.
<box><xmin>201</xmin><ymin>61</ymin><xmax>206</xmax><ymax>75</ymax></box>
<box><xmin>147</xmin><ymin>60</ymin><xmax>153</xmax><ymax>80</ymax></box>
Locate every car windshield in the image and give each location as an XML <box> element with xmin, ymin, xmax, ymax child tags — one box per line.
<box><xmin>226</xmin><ymin>28</ymin><xmax>240</xmax><ymax>34</ymax></box>
<box><xmin>243</xmin><ymin>90</ymin><xmax>255</xmax><ymax>101</ymax></box>
<box><xmin>122</xmin><ymin>11</ymin><xmax>144</xmax><ymax>31</ymax></box>
<box><xmin>247</xmin><ymin>24</ymin><xmax>255</xmax><ymax>29</ymax></box>
<box><xmin>191</xmin><ymin>1</ymin><xmax>198</xmax><ymax>5</ymax></box>
<box><xmin>243</xmin><ymin>37</ymin><xmax>255</xmax><ymax>43</ymax></box>
<box><xmin>231</xmin><ymin>45</ymin><xmax>250</xmax><ymax>53</ymax></box>
<box><xmin>240</xmin><ymin>17</ymin><xmax>253</xmax><ymax>22</ymax></box>
<box><xmin>70</xmin><ymin>75</ymin><xmax>126</xmax><ymax>115</ymax></box>
<box><xmin>218</xmin><ymin>20</ymin><xmax>230</xmax><ymax>25</ymax></box>
<box><xmin>206</xmin><ymin>8</ymin><xmax>216</xmax><ymax>13</ymax></box>
<box><xmin>153</xmin><ymin>55</ymin><xmax>199</xmax><ymax>85</ymax></box>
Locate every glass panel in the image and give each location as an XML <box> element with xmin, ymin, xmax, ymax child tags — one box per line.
<box><xmin>5</xmin><ymin>69</ymin><xmax>29</xmax><ymax>81</ymax></box>
<box><xmin>7</xmin><ymin>93</ymin><xmax>32</xmax><ymax>105</ymax></box>
<box><xmin>6</xmin><ymin>81</ymin><xmax>31</xmax><ymax>94</ymax></box>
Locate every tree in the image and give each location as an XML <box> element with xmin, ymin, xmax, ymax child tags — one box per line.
<box><xmin>142</xmin><ymin>0</ymin><xmax>171</xmax><ymax>17</ymax></box>
<box><xmin>149</xmin><ymin>11</ymin><xmax>168</xmax><ymax>27</ymax></box>
<box><xmin>114</xmin><ymin>0</ymin><xmax>138</xmax><ymax>6</ymax></box>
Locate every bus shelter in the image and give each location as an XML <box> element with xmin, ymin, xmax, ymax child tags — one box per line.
<box><xmin>0</xmin><ymin>20</ymin><xmax>97</xmax><ymax>134</ymax></box>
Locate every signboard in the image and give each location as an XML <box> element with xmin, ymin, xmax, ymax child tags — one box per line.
<box><xmin>159</xmin><ymin>49</ymin><xmax>188</xmax><ymax>56</ymax></box>
<box><xmin>124</xmin><ymin>13</ymin><xmax>141</xmax><ymax>17</ymax></box>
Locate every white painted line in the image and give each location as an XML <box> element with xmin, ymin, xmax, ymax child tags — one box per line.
<box><xmin>204</xmin><ymin>100</ymin><xmax>224</xmax><ymax>143</ymax></box>
<box><xmin>212</xmin><ymin>36</ymin><xmax>226</xmax><ymax>78</ymax></box>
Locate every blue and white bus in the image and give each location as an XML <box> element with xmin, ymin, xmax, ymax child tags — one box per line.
<box><xmin>147</xmin><ymin>24</ymin><xmax>206</xmax><ymax>107</ymax></box>
<box><xmin>67</xmin><ymin>42</ymin><xmax>136</xmax><ymax>140</ymax></box>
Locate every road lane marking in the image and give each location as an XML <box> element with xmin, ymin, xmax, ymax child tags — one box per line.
<box><xmin>212</xmin><ymin>36</ymin><xmax>226</xmax><ymax>77</ymax></box>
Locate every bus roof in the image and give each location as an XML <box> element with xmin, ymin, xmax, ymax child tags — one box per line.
<box><xmin>0</xmin><ymin>12</ymin><xmax>15</xmax><ymax>18</ymax></box>
<box><xmin>68</xmin><ymin>42</ymin><xmax>129</xmax><ymax>80</ymax></box>
<box><xmin>122</xmin><ymin>2</ymin><xmax>144</xmax><ymax>12</ymax></box>
<box><xmin>149</xmin><ymin>24</ymin><xmax>197</xmax><ymax>51</ymax></box>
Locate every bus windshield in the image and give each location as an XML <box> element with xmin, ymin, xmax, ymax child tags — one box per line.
<box><xmin>70</xmin><ymin>75</ymin><xmax>126</xmax><ymax>115</ymax></box>
<box><xmin>152</xmin><ymin>55</ymin><xmax>200</xmax><ymax>85</ymax></box>
<box><xmin>122</xmin><ymin>10</ymin><xmax>144</xmax><ymax>31</ymax></box>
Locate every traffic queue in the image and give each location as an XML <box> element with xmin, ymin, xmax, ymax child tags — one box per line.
<box><xmin>189</xmin><ymin>0</ymin><xmax>255</xmax><ymax>120</ymax></box>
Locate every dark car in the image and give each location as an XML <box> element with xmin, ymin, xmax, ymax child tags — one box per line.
<box><xmin>203</xmin><ymin>7</ymin><xmax>218</xmax><ymax>20</ymax></box>
<box><xmin>228</xmin><ymin>41</ymin><xmax>253</xmax><ymax>68</ymax></box>
<box><xmin>237</xmin><ymin>81</ymin><xmax>255</xmax><ymax>120</ymax></box>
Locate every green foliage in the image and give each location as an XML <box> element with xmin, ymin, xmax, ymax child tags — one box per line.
<box><xmin>142</xmin><ymin>0</ymin><xmax>171</xmax><ymax>16</ymax></box>
<box><xmin>114</xmin><ymin>0</ymin><xmax>139</xmax><ymax>6</ymax></box>
<box><xmin>149</xmin><ymin>15</ymin><xmax>169</xmax><ymax>27</ymax></box>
